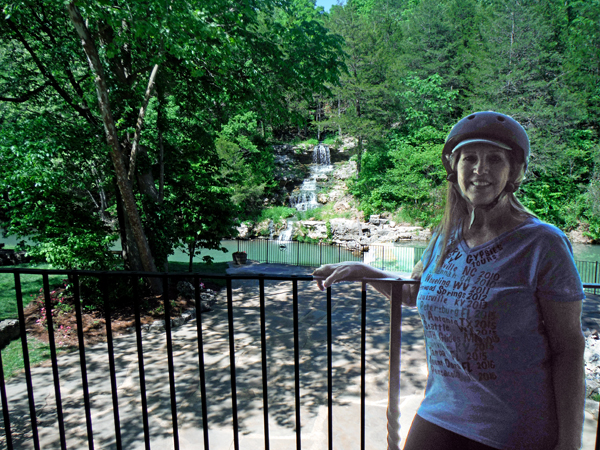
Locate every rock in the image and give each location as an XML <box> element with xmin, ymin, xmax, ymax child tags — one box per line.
<box><xmin>333</xmin><ymin>161</ymin><xmax>357</xmax><ymax>180</ymax></box>
<box><xmin>339</xmin><ymin>137</ymin><xmax>357</xmax><ymax>152</ymax></box>
<box><xmin>200</xmin><ymin>290</ymin><xmax>217</xmax><ymax>307</ymax></box>
<box><xmin>177</xmin><ymin>281</ymin><xmax>195</xmax><ymax>299</ymax></box>
<box><xmin>149</xmin><ymin>320</ymin><xmax>165</xmax><ymax>332</ymax></box>
<box><xmin>333</xmin><ymin>200</ymin><xmax>351</xmax><ymax>212</ymax></box>
<box><xmin>327</xmin><ymin>189</ymin><xmax>345</xmax><ymax>203</ymax></box>
<box><xmin>586</xmin><ymin>379</ymin><xmax>600</xmax><ymax>398</ymax></box>
<box><xmin>568</xmin><ymin>223</ymin><xmax>594</xmax><ymax>245</ymax></box>
<box><xmin>317</xmin><ymin>193</ymin><xmax>328</xmax><ymax>204</ymax></box>
<box><xmin>586</xmin><ymin>399</ymin><xmax>599</xmax><ymax>420</ymax></box>
<box><xmin>171</xmin><ymin>317</ymin><xmax>185</xmax><ymax>328</ymax></box>
<box><xmin>0</xmin><ymin>319</ymin><xmax>20</xmax><ymax>348</ymax></box>
<box><xmin>0</xmin><ymin>249</ymin><xmax>31</xmax><ymax>266</ymax></box>
<box><xmin>237</xmin><ymin>223</ymin><xmax>251</xmax><ymax>239</ymax></box>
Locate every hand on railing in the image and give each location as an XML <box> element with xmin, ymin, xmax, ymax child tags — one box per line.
<box><xmin>312</xmin><ymin>261</ymin><xmax>421</xmax><ymax>307</ymax></box>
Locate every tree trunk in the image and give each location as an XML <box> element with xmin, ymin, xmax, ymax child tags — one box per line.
<box><xmin>188</xmin><ymin>240</ymin><xmax>196</xmax><ymax>273</ymax></box>
<box><xmin>67</xmin><ymin>2</ymin><xmax>162</xmax><ymax>294</ymax></box>
<box><xmin>357</xmin><ymin>136</ymin><xmax>363</xmax><ymax>176</ymax></box>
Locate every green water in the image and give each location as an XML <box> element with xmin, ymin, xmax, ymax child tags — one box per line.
<box><xmin>3</xmin><ymin>231</ymin><xmax>600</xmax><ymax>271</ymax></box>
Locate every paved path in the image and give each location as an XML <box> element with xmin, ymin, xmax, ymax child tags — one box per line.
<box><xmin>1</xmin><ymin>262</ymin><xmax>598</xmax><ymax>449</ymax></box>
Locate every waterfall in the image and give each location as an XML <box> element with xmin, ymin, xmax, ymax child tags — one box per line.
<box><xmin>278</xmin><ymin>219</ymin><xmax>294</xmax><ymax>242</ymax></box>
<box><xmin>290</xmin><ymin>144</ymin><xmax>333</xmax><ymax>211</ymax></box>
<box><xmin>313</xmin><ymin>143</ymin><xmax>331</xmax><ymax>165</ymax></box>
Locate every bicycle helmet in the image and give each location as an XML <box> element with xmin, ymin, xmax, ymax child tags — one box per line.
<box><xmin>442</xmin><ymin>112</ymin><xmax>530</xmax><ymax>226</ymax></box>
<box><xmin>442</xmin><ymin>111</ymin><xmax>530</xmax><ymax>191</ymax></box>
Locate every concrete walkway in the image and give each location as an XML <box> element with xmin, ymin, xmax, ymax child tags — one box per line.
<box><xmin>1</xmin><ymin>262</ymin><xmax>598</xmax><ymax>449</ymax></box>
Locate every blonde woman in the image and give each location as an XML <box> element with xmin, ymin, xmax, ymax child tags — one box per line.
<box><xmin>313</xmin><ymin>112</ymin><xmax>585</xmax><ymax>450</ymax></box>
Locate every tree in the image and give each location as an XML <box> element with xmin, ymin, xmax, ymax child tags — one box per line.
<box><xmin>1</xmin><ymin>0</ymin><xmax>344</xmax><ymax>289</ymax></box>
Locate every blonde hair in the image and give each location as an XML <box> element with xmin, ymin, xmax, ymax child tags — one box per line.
<box><xmin>427</xmin><ymin>149</ymin><xmax>535</xmax><ymax>272</ymax></box>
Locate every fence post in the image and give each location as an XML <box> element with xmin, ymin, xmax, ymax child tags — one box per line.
<box><xmin>594</xmin><ymin>261</ymin><xmax>598</xmax><ymax>295</ymax></box>
<box><xmin>320</xmin><ymin>242</ymin><xmax>322</xmax><ymax>267</ymax></box>
<box><xmin>297</xmin><ymin>240</ymin><xmax>300</xmax><ymax>266</ymax></box>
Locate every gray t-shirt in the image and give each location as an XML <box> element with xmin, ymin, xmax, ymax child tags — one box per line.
<box><xmin>416</xmin><ymin>217</ymin><xmax>584</xmax><ymax>449</ymax></box>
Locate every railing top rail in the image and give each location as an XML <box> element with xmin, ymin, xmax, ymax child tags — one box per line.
<box><xmin>0</xmin><ymin>267</ymin><xmax>423</xmax><ymax>284</ymax></box>
<box><xmin>1</xmin><ymin>267</ymin><xmax>596</xmax><ymax>289</ymax></box>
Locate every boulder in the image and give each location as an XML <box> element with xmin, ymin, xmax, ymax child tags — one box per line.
<box><xmin>237</xmin><ymin>223</ymin><xmax>251</xmax><ymax>239</ymax></box>
<box><xmin>333</xmin><ymin>161</ymin><xmax>357</xmax><ymax>180</ymax></box>
<box><xmin>0</xmin><ymin>319</ymin><xmax>20</xmax><ymax>349</ymax></box>
<box><xmin>333</xmin><ymin>200</ymin><xmax>351</xmax><ymax>212</ymax></box>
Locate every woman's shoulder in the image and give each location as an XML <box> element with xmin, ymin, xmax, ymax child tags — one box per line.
<box><xmin>515</xmin><ymin>217</ymin><xmax>572</xmax><ymax>248</ymax></box>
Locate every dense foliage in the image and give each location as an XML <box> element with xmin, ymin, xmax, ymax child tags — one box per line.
<box><xmin>316</xmin><ymin>0</ymin><xmax>600</xmax><ymax>239</ymax></box>
<box><xmin>0</xmin><ymin>0</ymin><xmax>343</xmax><ymax>277</ymax></box>
<box><xmin>1</xmin><ymin>0</ymin><xmax>600</xmax><ymax>279</ymax></box>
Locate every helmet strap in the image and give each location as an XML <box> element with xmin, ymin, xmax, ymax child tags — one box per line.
<box><xmin>448</xmin><ymin>175</ymin><xmax>509</xmax><ymax>229</ymax></box>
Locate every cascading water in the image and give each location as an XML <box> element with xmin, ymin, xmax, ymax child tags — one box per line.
<box><xmin>313</xmin><ymin>143</ymin><xmax>331</xmax><ymax>165</ymax></box>
<box><xmin>278</xmin><ymin>219</ymin><xmax>295</xmax><ymax>243</ymax></box>
<box><xmin>290</xmin><ymin>144</ymin><xmax>333</xmax><ymax>211</ymax></box>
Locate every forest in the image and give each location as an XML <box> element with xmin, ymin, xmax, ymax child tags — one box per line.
<box><xmin>1</xmin><ymin>0</ymin><xmax>599</xmax><ymax>278</ymax></box>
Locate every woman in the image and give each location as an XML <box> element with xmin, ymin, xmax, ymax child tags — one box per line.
<box><xmin>313</xmin><ymin>111</ymin><xmax>585</xmax><ymax>450</ymax></box>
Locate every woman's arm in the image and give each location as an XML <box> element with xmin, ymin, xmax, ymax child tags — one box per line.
<box><xmin>538</xmin><ymin>298</ymin><xmax>585</xmax><ymax>450</ymax></box>
<box><xmin>312</xmin><ymin>261</ymin><xmax>423</xmax><ymax>306</ymax></box>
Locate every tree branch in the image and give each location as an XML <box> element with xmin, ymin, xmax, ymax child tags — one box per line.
<box><xmin>0</xmin><ymin>82</ymin><xmax>49</xmax><ymax>102</ymax></box>
<box><xmin>5</xmin><ymin>18</ymin><xmax>96</xmax><ymax>124</ymax></box>
<box><xmin>128</xmin><ymin>63</ymin><xmax>159</xmax><ymax>180</ymax></box>
<box><xmin>31</xmin><ymin>2</ymin><xmax>87</xmax><ymax>99</ymax></box>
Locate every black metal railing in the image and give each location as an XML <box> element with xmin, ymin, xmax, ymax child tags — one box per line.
<box><xmin>0</xmin><ymin>268</ymin><xmax>417</xmax><ymax>450</ymax></box>
<box><xmin>0</xmin><ymin>267</ymin><xmax>599</xmax><ymax>450</ymax></box>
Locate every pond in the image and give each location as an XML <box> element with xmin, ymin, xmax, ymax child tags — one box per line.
<box><xmin>3</xmin><ymin>231</ymin><xmax>600</xmax><ymax>266</ymax></box>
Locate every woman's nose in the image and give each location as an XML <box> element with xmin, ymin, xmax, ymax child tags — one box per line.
<box><xmin>474</xmin><ymin>159</ymin><xmax>489</xmax><ymax>174</ymax></box>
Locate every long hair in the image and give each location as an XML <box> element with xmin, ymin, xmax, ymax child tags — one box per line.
<box><xmin>427</xmin><ymin>149</ymin><xmax>535</xmax><ymax>272</ymax></box>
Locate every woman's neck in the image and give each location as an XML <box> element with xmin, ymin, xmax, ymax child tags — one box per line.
<box><xmin>462</xmin><ymin>198</ymin><xmax>525</xmax><ymax>248</ymax></box>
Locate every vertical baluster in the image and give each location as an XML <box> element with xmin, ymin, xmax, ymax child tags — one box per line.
<box><xmin>259</xmin><ymin>276</ymin><xmax>271</xmax><ymax>449</ymax></box>
<box><xmin>72</xmin><ymin>273</ymin><xmax>94</xmax><ymax>449</ymax></box>
<box><xmin>132</xmin><ymin>276</ymin><xmax>151</xmax><ymax>449</ymax></box>
<box><xmin>226</xmin><ymin>277</ymin><xmax>240</xmax><ymax>450</ymax></box>
<box><xmin>163</xmin><ymin>275</ymin><xmax>180</xmax><ymax>450</ymax></box>
<box><xmin>194</xmin><ymin>274</ymin><xmax>210</xmax><ymax>450</ymax></box>
<box><xmin>0</xmin><ymin>347</ymin><xmax>13</xmax><ymax>450</ymax></box>
<box><xmin>14</xmin><ymin>272</ymin><xmax>40</xmax><ymax>450</ymax></box>
<box><xmin>360</xmin><ymin>282</ymin><xmax>367</xmax><ymax>450</ymax></box>
<box><xmin>327</xmin><ymin>286</ymin><xmax>333</xmax><ymax>450</ymax></box>
<box><xmin>102</xmin><ymin>274</ymin><xmax>122</xmax><ymax>450</ymax></box>
<box><xmin>292</xmin><ymin>277</ymin><xmax>302</xmax><ymax>449</ymax></box>
<box><xmin>387</xmin><ymin>281</ymin><xmax>403</xmax><ymax>450</ymax></box>
<box><xmin>43</xmin><ymin>273</ymin><xmax>67</xmax><ymax>449</ymax></box>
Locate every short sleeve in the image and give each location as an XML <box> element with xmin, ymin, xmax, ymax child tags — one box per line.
<box><xmin>535</xmin><ymin>229</ymin><xmax>585</xmax><ymax>302</ymax></box>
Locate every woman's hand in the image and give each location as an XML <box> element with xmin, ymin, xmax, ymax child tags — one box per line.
<box><xmin>312</xmin><ymin>261</ymin><xmax>381</xmax><ymax>291</ymax></box>
<box><xmin>312</xmin><ymin>261</ymin><xmax>421</xmax><ymax>307</ymax></box>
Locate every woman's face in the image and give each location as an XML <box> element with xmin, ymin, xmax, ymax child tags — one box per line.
<box><xmin>456</xmin><ymin>144</ymin><xmax>511</xmax><ymax>207</ymax></box>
